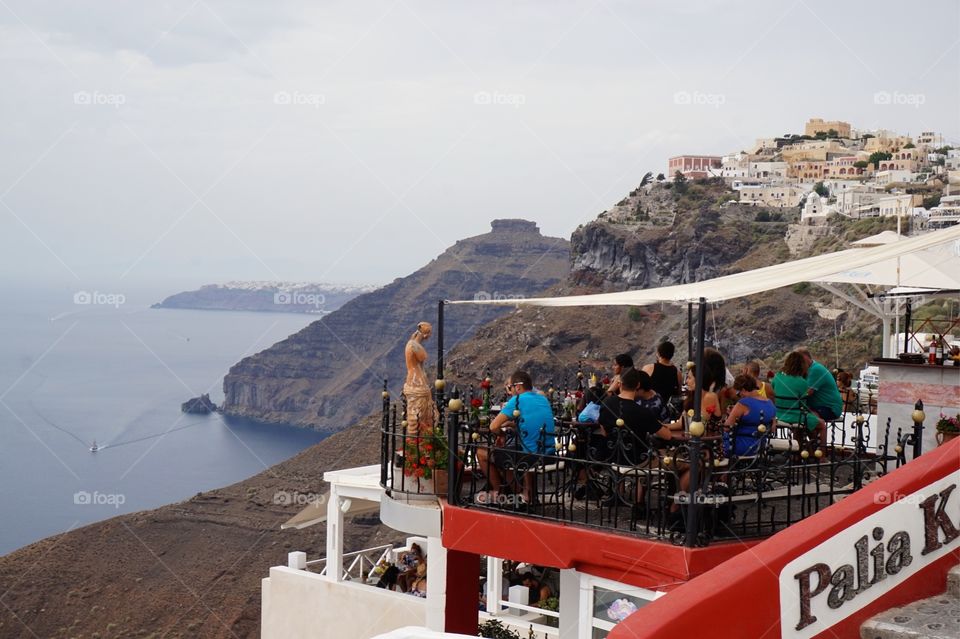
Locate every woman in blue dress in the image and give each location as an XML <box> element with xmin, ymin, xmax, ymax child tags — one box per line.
<box><xmin>722</xmin><ymin>374</ymin><xmax>777</xmax><ymax>456</ymax></box>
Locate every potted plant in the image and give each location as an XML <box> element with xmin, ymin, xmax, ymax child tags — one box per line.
<box><xmin>403</xmin><ymin>427</ymin><xmax>449</xmax><ymax>493</ymax></box>
<box><xmin>538</xmin><ymin>596</ymin><xmax>560</xmax><ymax>627</ymax></box>
<box><xmin>477</xmin><ymin>619</ymin><xmax>521</xmax><ymax>639</ymax></box>
<box><xmin>935</xmin><ymin>413</ymin><xmax>960</xmax><ymax>446</ymax></box>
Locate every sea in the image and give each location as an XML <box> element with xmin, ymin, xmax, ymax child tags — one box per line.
<box><xmin>0</xmin><ymin>284</ymin><xmax>327</xmax><ymax>556</ymax></box>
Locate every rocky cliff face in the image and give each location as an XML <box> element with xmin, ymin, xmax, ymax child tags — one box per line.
<box><xmin>446</xmin><ymin>180</ymin><xmax>878</xmax><ymax>387</ymax></box>
<box><xmin>221</xmin><ymin>220</ymin><xmax>569</xmax><ymax>431</ymax></box>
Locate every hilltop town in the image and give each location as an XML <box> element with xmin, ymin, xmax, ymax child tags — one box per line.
<box><xmin>666</xmin><ymin>118</ymin><xmax>959</xmax><ymax>247</ymax></box>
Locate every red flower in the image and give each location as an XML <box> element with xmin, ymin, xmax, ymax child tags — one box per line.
<box><xmin>414</xmin><ymin>468</ymin><xmax>425</xmax><ymax>477</ymax></box>
<box><xmin>480</xmin><ymin>379</ymin><xmax>492</xmax><ymax>389</ymax></box>
<box><xmin>420</xmin><ymin>457</ymin><xmax>427</xmax><ymax>465</ymax></box>
<box><xmin>471</xmin><ymin>398</ymin><xmax>482</xmax><ymax>408</ymax></box>
<box><xmin>425</xmin><ymin>443</ymin><xmax>433</xmax><ymax>451</ymax></box>
<box><xmin>601</xmin><ymin>376</ymin><xmax>610</xmax><ymax>385</ymax></box>
<box><xmin>575</xmin><ymin>391</ymin><xmax>583</xmax><ymax>399</ymax></box>
<box><xmin>766</xmin><ymin>371</ymin><xmax>775</xmax><ymax>379</ymax></box>
<box><xmin>706</xmin><ymin>405</ymin><xmax>716</xmax><ymax>415</ymax></box>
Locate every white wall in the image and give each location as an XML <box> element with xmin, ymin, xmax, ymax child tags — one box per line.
<box><xmin>262</xmin><ymin>567</ymin><xmax>427</xmax><ymax>639</ymax></box>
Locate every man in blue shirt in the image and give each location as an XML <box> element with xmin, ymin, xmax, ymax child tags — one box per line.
<box><xmin>475</xmin><ymin>370</ymin><xmax>555</xmax><ymax>505</ymax></box>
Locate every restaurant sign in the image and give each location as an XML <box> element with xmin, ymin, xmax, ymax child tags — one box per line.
<box><xmin>778</xmin><ymin>475</ymin><xmax>960</xmax><ymax>639</ymax></box>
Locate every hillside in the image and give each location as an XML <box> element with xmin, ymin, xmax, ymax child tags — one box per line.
<box><xmin>0</xmin><ymin>418</ymin><xmax>386</xmax><ymax>639</ymax></box>
<box><xmin>221</xmin><ymin>219</ymin><xmax>570</xmax><ymax>431</ymax></box>
<box><xmin>446</xmin><ymin>180</ymin><xmax>889</xmax><ymax>388</ymax></box>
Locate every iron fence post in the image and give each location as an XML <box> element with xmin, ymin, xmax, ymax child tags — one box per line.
<box><xmin>447</xmin><ymin>389</ymin><xmax>459</xmax><ymax>505</ymax></box>
<box><xmin>911</xmin><ymin>399</ymin><xmax>924</xmax><ymax>459</ymax></box>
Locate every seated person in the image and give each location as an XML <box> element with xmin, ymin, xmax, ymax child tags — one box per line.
<box><xmin>375</xmin><ymin>565</ymin><xmax>401</xmax><ymax>591</ymax></box>
<box><xmin>836</xmin><ymin>371</ymin><xmax>856</xmax><ymax>412</ymax></box>
<box><xmin>607</xmin><ymin>353</ymin><xmax>634</xmax><ymax>396</ymax></box>
<box><xmin>772</xmin><ymin>351</ymin><xmax>826</xmax><ymax>449</ymax></box>
<box><xmin>742</xmin><ymin>360</ymin><xmax>775</xmax><ymax>400</ymax></box>
<box><xmin>723</xmin><ymin>374</ymin><xmax>777</xmax><ymax>456</ymax></box>
<box><xmin>635</xmin><ymin>370</ymin><xmax>670</xmax><ymax>423</ymax></box>
<box><xmin>409</xmin><ymin>562</ymin><xmax>427</xmax><ymax>598</ymax></box>
<box><xmin>475</xmin><ymin>370</ymin><xmax>555</xmax><ymax>504</ymax></box>
<box><xmin>683</xmin><ymin>364</ymin><xmax>722</xmax><ymax>425</ymax></box>
<box><xmin>797</xmin><ymin>347</ymin><xmax>844</xmax><ymax>421</ymax></box>
<box><xmin>642</xmin><ymin>341</ymin><xmax>682</xmax><ymax>405</ymax></box>
<box><xmin>520</xmin><ymin>572</ymin><xmax>554</xmax><ymax>607</ymax></box>
<box><xmin>577</xmin><ymin>384</ymin><xmax>605</xmax><ymax>423</ymax></box>
<box><xmin>594</xmin><ymin>368</ymin><xmax>672</xmax><ymax>465</ymax></box>
<box><xmin>396</xmin><ymin>543</ymin><xmax>424</xmax><ymax>593</ymax></box>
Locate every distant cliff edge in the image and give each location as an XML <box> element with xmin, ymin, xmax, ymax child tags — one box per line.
<box><xmin>221</xmin><ymin>219</ymin><xmax>571</xmax><ymax>431</ymax></box>
<box><xmin>152</xmin><ymin>281</ymin><xmax>379</xmax><ymax>314</ymax></box>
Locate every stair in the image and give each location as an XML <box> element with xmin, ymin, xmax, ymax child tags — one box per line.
<box><xmin>860</xmin><ymin>565</ymin><xmax>960</xmax><ymax>639</ymax></box>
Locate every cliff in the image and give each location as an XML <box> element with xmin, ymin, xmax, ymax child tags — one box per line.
<box><xmin>446</xmin><ymin>180</ymin><xmax>884</xmax><ymax>389</ymax></box>
<box><xmin>153</xmin><ymin>281</ymin><xmax>377</xmax><ymax>314</ymax></box>
<box><xmin>221</xmin><ymin>220</ymin><xmax>570</xmax><ymax>431</ymax></box>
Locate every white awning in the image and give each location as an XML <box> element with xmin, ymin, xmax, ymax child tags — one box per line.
<box><xmin>280</xmin><ymin>496</ymin><xmax>380</xmax><ymax>530</ymax></box>
<box><xmin>448</xmin><ymin>225</ymin><xmax>960</xmax><ymax>308</ymax></box>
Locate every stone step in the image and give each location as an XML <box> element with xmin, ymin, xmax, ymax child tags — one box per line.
<box><xmin>860</xmin><ymin>568</ymin><xmax>960</xmax><ymax>639</ymax></box>
<box><xmin>949</xmin><ymin>564</ymin><xmax>960</xmax><ymax>597</ymax></box>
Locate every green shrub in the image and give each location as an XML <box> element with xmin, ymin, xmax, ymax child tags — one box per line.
<box><xmin>478</xmin><ymin>619</ymin><xmax>522</xmax><ymax>638</ymax></box>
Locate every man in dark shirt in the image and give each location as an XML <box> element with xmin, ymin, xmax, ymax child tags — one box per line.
<box><xmin>593</xmin><ymin>368</ymin><xmax>672</xmax><ymax>465</ymax></box>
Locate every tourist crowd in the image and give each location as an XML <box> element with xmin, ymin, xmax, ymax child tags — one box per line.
<box><xmin>472</xmin><ymin>341</ymin><xmax>849</xmax><ymax>507</ymax></box>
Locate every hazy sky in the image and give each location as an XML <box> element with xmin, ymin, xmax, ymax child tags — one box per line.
<box><xmin>1</xmin><ymin>0</ymin><xmax>958</xmax><ymax>292</ymax></box>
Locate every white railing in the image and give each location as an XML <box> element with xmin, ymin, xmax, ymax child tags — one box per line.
<box><xmin>306</xmin><ymin>544</ymin><xmax>394</xmax><ymax>582</ymax></box>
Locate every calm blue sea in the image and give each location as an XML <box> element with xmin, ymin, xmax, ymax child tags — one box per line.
<box><xmin>0</xmin><ymin>284</ymin><xmax>326</xmax><ymax>555</ymax></box>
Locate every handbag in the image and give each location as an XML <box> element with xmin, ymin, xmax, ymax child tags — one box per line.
<box><xmin>578</xmin><ymin>401</ymin><xmax>600</xmax><ymax>423</ymax></box>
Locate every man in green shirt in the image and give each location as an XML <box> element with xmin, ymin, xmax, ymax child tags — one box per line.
<box><xmin>797</xmin><ymin>347</ymin><xmax>844</xmax><ymax>420</ymax></box>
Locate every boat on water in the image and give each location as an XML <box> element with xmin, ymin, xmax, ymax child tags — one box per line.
<box><xmin>89</xmin><ymin>440</ymin><xmax>100</xmax><ymax>452</ymax></box>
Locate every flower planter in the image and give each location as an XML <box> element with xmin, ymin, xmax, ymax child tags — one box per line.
<box><xmin>936</xmin><ymin>431</ymin><xmax>958</xmax><ymax>446</ymax></box>
<box><xmin>433</xmin><ymin>469</ymin><xmax>449</xmax><ymax>497</ymax></box>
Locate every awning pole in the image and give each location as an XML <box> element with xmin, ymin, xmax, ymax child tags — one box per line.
<box><xmin>687</xmin><ymin>302</ymin><xmax>694</xmax><ymax>362</ymax></box>
<box><xmin>684</xmin><ymin>298</ymin><xmax>708</xmax><ymax>548</ymax></box>
<box><xmin>881</xmin><ymin>316</ymin><xmax>892</xmax><ymax>358</ymax></box>
<box><xmin>692</xmin><ymin>298</ymin><xmax>707</xmax><ymax>423</ymax></box>
<box><xmin>904</xmin><ymin>301</ymin><xmax>912</xmax><ymax>354</ymax></box>
<box><xmin>437</xmin><ymin>299</ymin><xmax>445</xmax><ymax>381</ymax></box>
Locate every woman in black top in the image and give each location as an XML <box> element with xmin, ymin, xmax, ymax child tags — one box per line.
<box><xmin>643</xmin><ymin>341</ymin><xmax>682</xmax><ymax>404</ymax></box>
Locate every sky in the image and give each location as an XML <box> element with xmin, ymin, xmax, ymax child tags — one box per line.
<box><xmin>1</xmin><ymin>0</ymin><xmax>958</xmax><ymax>293</ymax></box>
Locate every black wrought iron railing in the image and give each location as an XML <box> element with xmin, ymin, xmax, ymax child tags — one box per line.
<box><xmin>379</xmin><ymin>380</ymin><xmax>926</xmax><ymax>547</ymax></box>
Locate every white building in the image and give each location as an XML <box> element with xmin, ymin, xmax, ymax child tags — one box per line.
<box><xmin>928</xmin><ymin>194</ymin><xmax>960</xmax><ymax>228</ymax></box>
<box><xmin>748</xmin><ymin>161</ymin><xmax>788</xmax><ymax>180</ymax></box>
<box><xmin>873</xmin><ymin>170</ymin><xmax>915</xmax><ymax>186</ymax></box>
<box><xmin>736</xmin><ymin>183</ymin><xmax>806</xmax><ymax>207</ymax></box>
<box><xmin>801</xmin><ymin>192</ymin><xmax>828</xmax><ymax>219</ymax></box>
<box><xmin>837</xmin><ymin>189</ymin><xmax>883</xmax><ymax>217</ymax></box>
<box><xmin>876</xmin><ymin>193</ymin><xmax>916</xmax><ymax>217</ymax></box>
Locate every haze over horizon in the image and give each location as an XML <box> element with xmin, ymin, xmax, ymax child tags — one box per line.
<box><xmin>2</xmin><ymin>0</ymin><xmax>958</xmax><ymax>292</ymax></box>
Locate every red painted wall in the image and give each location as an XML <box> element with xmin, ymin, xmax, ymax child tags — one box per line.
<box><xmin>442</xmin><ymin>504</ymin><xmax>758</xmax><ymax>591</ymax></box>
<box><xmin>608</xmin><ymin>439</ymin><xmax>960</xmax><ymax>639</ymax></box>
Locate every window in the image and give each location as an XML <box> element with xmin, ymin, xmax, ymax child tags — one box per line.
<box><xmin>578</xmin><ymin>574</ymin><xmax>664</xmax><ymax>638</ymax></box>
